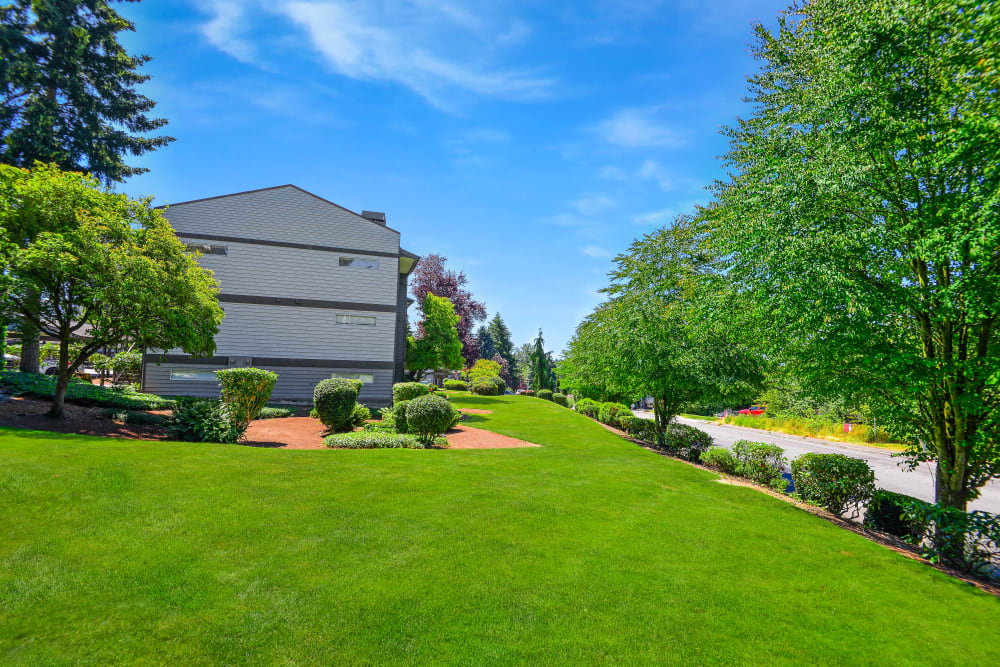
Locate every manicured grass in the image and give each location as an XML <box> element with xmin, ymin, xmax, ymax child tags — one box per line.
<box><xmin>1</xmin><ymin>395</ymin><xmax>997</xmax><ymax>664</ymax></box>
<box><xmin>680</xmin><ymin>412</ymin><xmax>717</xmax><ymax>421</ymax></box>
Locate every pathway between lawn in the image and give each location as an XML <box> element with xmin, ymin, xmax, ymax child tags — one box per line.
<box><xmin>634</xmin><ymin>411</ymin><xmax>1000</xmax><ymax>513</ymax></box>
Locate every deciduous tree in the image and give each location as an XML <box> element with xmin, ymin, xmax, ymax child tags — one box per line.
<box><xmin>406</xmin><ymin>293</ymin><xmax>464</xmax><ymax>385</ymax></box>
<box><xmin>410</xmin><ymin>254</ymin><xmax>486</xmax><ymax>363</ymax></box>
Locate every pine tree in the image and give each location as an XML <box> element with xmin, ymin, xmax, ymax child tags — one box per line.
<box><xmin>529</xmin><ymin>329</ymin><xmax>552</xmax><ymax>391</ymax></box>
<box><xmin>487</xmin><ymin>313</ymin><xmax>517</xmax><ymax>386</ymax></box>
<box><xmin>475</xmin><ymin>325</ymin><xmax>495</xmax><ymax>361</ymax></box>
<box><xmin>1</xmin><ymin>0</ymin><xmax>173</xmax><ymax>183</ymax></box>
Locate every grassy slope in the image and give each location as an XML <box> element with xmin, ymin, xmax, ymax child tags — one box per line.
<box><xmin>0</xmin><ymin>394</ymin><xmax>996</xmax><ymax>664</ymax></box>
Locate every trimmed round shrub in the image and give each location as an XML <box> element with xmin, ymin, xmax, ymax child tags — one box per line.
<box><xmin>393</xmin><ymin>382</ymin><xmax>430</xmax><ymax>403</ymax></box>
<box><xmin>863</xmin><ymin>489</ymin><xmax>932</xmax><ymax>540</ymax></box>
<box><xmin>537</xmin><ymin>389</ymin><xmax>554</xmax><ymax>401</ymax></box>
<box><xmin>471</xmin><ymin>376</ymin><xmax>505</xmax><ymax>396</ymax></box>
<box><xmin>325</xmin><ymin>431</ymin><xmax>423</xmax><ymax>449</ymax></box>
<box><xmin>791</xmin><ymin>452</ymin><xmax>875</xmax><ymax>516</ymax></box>
<box><xmin>598</xmin><ymin>402</ymin><xmax>633</xmax><ymax>427</ymax></box>
<box><xmin>216</xmin><ymin>367</ymin><xmax>278</xmax><ymax>433</ymax></box>
<box><xmin>404</xmin><ymin>394</ymin><xmax>457</xmax><ymax>442</ymax></box>
<box><xmin>732</xmin><ymin>440</ymin><xmax>787</xmax><ymax>490</ymax></box>
<box><xmin>313</xmin><ymin>378</ymin><xmax>361</xmax><ymax>431</ymax></box>
<box><xmin>443</xmin><ymin>379</ymin><xmax>468</xmax><ymax>391</ymax></box>
<box><xmin>621</xmin><ymin>416</ymin><xmax>658</xmax><ymax>443</ymax></box>
<box><xmin>700</xmin><ymin>446</ymin><xmax>738</xmax><ymax>474</ymax></box>
<box><xmin>575</xmin><ymin>398</ymin><xmax>599</xmax><ymax>418</ymax></box>
<box><xmin>661</xmin><ymin>423</ymin><xmax>713</xmax><ymax>461</ymax></box>
<box><xmin>351</xmin><ymin>402</ymin><xmax>371</xmax><ymax>427</ymax></box>
<box><xmin>551</xmin><ymin>392</ymin><xmax>568</xmax><ymax>406</ymax></box>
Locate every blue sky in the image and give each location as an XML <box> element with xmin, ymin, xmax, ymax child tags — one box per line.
<box><xmin>116</xmin><ymin>0</ymin><xmax>789</xmax><ymax>354</ymax></box>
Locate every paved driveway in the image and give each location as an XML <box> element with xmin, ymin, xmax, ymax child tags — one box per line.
<box><xmin>634</xmin><ymin>411</ymin><xmax>1000</xmax><ymax>514</ymax></box>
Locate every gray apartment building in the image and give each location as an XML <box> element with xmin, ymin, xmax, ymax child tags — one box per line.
<box><xmin>141</xmin><ymin>185</ymin><xmax>419</xmax><ymax>406</ymax></box>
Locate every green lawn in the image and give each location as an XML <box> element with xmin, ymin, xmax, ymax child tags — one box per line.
<box><xmin>1</xmin><ymin>394</ymin><xmax>997</xmax><ymax>664</ymax></box>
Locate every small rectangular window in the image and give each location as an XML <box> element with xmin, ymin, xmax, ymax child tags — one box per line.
<box><xmin>332</xmin><ymin>372</ymin><xmax>374</xmax><ymax>384</ymax></box>
<box><xmin>339</xmin><ymin>257</ymin><xmax>378</xmax><ymax>269</ymax></box>
<box><xmin>336</xmin><ymin>314</ymin><xmax>376</xmax><ymax>326</ymax></box>
<box><xmin>170</xmin><ymin>369</ymin><xmax>219</xmax><ymax>381</ymax></box>
<box><xmin>185</xmin><ymin>243</ymin><xmax>227</xmax><ymax>256</ymax></box>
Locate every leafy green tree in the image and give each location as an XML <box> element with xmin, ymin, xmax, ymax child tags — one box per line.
<box><xmin>0</xmin><ymin>164</ymin><xmax>223</xmax><ymax>417</ymax></box>
<box><xmin>467</xmin><ymin>358</ymin><xmax>502</xmax><ymax>383</ymax></box>
<box><xmin>529</xmin><ymin>329</ymin><xmax>553</xmax><ymax>391</ymax></box>
<box><xmin>0</xmin><ymin>0</ymin><xmax>173</xmax><ymax>183</ymax></box>
<box><xmin>406</xmin><ymin>293</ymin><xmax>464</xmax><ymax>385</ymax></box>
<box><xmin>711</xmin><ymin>0</ymin><xmax>1000</xmax><ymax>512</ymax></box>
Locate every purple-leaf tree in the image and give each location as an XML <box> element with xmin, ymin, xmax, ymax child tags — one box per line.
<box><xmin>410</xmin><ymin>254</ymin><xmax>486</xmax><ymax>363</ymax></box>
<box><xmin>491</xmin><ymin>354</ymin><xmax>513</xmax><ymax>390</ymax></box>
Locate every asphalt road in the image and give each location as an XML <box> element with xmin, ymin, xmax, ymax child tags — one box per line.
<box><xmin>634</xmin><ymin>412</ymin><xmax>1000</xmax><ymax>514</ymax></box>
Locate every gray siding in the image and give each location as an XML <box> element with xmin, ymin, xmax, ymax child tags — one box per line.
<box><xmin>163</xmin><ymin>186</ymin><xmax>399</xmax><ymax>253</ymax></box>
<box><xmin>393</xmin><ymin>272</ymin><xmax>410</xmax><ymax>382</ymax></box>
<box><xmin>144</xmin><ymin>363</ymin><xmax>393</xmax><ymax>406</ymax></box>
<box><xmin>179</xmin><ymin>239</ymin><xmax>399</xmax><ymax>305</ymax></box>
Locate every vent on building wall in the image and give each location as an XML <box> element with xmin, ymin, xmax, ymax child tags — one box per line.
<box><xmin>361</xmin><ymin>210</ymin><xmax>386</xmax><ymax>225</ymax></box>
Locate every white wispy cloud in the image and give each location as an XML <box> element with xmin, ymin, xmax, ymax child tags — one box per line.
<box><xmin>570</xmin><ymin>195</ymin><xmax>615</xmax><ymax>216</ymax></box>
<box><xmin>598</xmin><ymin>165</ymin><xmax>627</xmax><ymax>180</ymax></box>
<box><xmin>594</xmin><ymin>107</ymin><xmax>684</xmax><ymax>148</ymax></box>
<box><xmin>196</xmin><ymin>1</ymin><xmax>555</xmax><ymax>110</ymax></box>
<box><xmin>580</xmin><ymin>244</ymin><xmax>612</xmax><ymax>258</ymax></box>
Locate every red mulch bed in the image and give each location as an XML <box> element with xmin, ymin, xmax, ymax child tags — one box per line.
<box><xmin>0</xmin><ymin>396</ymin><xmax>168</xmax><ymax>441</ymax></box>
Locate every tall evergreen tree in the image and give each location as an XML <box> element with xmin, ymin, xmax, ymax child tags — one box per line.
<box><xmin>529</xmin><ymin>329</ymin><xmax>552</xmax><ymax>391</ymax></box>
<box><xmin>487</xmin><ymin>313</ymin><xmax>517</xmax><ymax>385</ymax></box>
<box><xmin>475</xmin><ymin>325</ymin><xmax>495</xmax><ymax>362</ymax></box>
<box><xmin>1</xmin><ymin>0</ymin><xmax>173</xmax><ymax>183</ymax></box>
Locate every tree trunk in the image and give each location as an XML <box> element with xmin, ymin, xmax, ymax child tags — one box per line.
<box><xmin>47</xmin><ymin>334</ymin><xmax>71</xmax><ymax>418</ymax></box>
<box><xmin>19</xmin><ymin>332</ymin><xmax>39</xmax><ymax>374</ymax></box>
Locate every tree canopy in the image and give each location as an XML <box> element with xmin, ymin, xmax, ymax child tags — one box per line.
<box><xmin>0</xmin><ymin>164</ymin><xmax>223</xmax><ymax>417</ymax></box>
<box><xmin>711</xmin><ymin>0</ymin><xmax>1000</xmax><ymax>511</ymax></box>
<box><xmin>406</xmin><ymin>292</ymin><xmax>464</xmax><ymax>382</ymax></box>
<box><xmin>0</xmin><ymin>0</ymin><xmax>173</xmax><ymax>183</ymax></box>
<box><xmin>410</xmin><ymin>254</ymin><xmax>486</xmax><ymax>363</ymax></box>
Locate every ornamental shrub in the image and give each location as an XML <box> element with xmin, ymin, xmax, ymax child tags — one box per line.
<box><xmin>110</xmin><ymin>349</ymin><xmax>142</xmax><ymax>378</ymax></box>
<box><xmin>575</xmin><ymin>398</ymin><xmax>599</xmax><ymax>418</ymax></box>
<box><xmin>383</xmin><ymin>402</ymin><xmax>409</xmax><ymax>433</ymax></box>
<box><xmin>393</xmin><ymin>382</ymin><xmax>430</xmax><ymax>403</ymax></box>
<box><xmin>863</xmin><ymin>489</ymin><xmax>932</xmax><ymax>541</ymax></box>
<box><xmin>700</xmin><ymin>447</ymin><xmax>739</xmax><ymax>474</ymax></box>
<box><xmin>313</xmin><ymin>378</ymin><xmax>361</xmax><ymax>431</ymax></box>
<box><xmin>661</xmin><ymin>423</ymin><xmax>713</xmax><ymax>461</ymax></box>
<box><xmin>404</xmin><ymin>394</ymin><xmax>457</xmax><ymax>443</ymax></box>
<box><xmin>901</xmin><ymin>505</ymin><xmax>1000</xmax><ymax>579</ymax></box>
<box><xmin>467</xmin><ymin>358</ymin><xmax>502</xmax><ymax>383</ymax></box>
<box><xmin>103</xmin><ymin>408</ymin><xmax>168</xmax><ymax>427</ymax></box>
<box><xmin>732</xmin><ymin>440</ymin><xmax>787</xmax><ymax>490</ymax></box>
<box><xmin>216</xmin><ymin>367</ymin><xmax>278</xmax><ymax>433</ymax></box>
<box><xmin>598</xmin><ymin>402</ymin><xmax>633</xmax><ymax>427</ymax></box>
<box><xmin>167</xmin><ymin>399</ymin><xmax>241</xmax><ymax>443</ymax></box>
<box><xmin>471</xmin><ymin>376</ymin><xmax>505</xmax><ymax>396</ymax></box>
<box><xmin>325</xmin><ymin>431</ymin><xmax>424</xmax><ymax>449</ymax></box>
<box><xmin>552</xmin><ymin>392</ymin><xmax>568</xmax><ymax>406</ymax></box>
<box><xmin>537</xmin><ymin>389</ymin><xmax>554</xmax><ymax>401</ymax></box>
<box><xmin>256</xmin><ymin>406</ymin><xmax>294</xmax><ymax>419</ymax></box>
<box><xmin>621</xmin><ymin>416</ymin><xmax>658</xmax><ymax>443</ymax></box>
<box><xmin>443</xmin><ymin>379</ymin><xmax>468</xmax><ymax>391</ymax></box>
<box><xmin>0</xmin><ymin>371</ymin><xmax>173</xmax><ymax>410</ymax></box>
<box><xmin>791</xmin><ymin>452</ymin><xmax>875</xmax><ymax>517</ymax></box>
<box><xmin>524</xmin><ymin>389</ymin><xmax>535</xmax><ymax>396</ymax></box>
<box><xmin>351</xmin><ymin>403</ymin><xmax>371</xmax><ymax>426</ymax></box>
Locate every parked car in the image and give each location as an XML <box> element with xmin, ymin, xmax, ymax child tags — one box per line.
<box><xmin>739</xmin><ymin>405</ymin><xmax>766</xmax><ymax>417</ymax></box>
<box><xmin>41</xmin><ymin>361</ymin><xmax>99</xmax><ymax>379</ymax></box>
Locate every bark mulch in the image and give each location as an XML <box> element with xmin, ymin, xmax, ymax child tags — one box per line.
<box><xmin>0</xmin><ymin>396</ymin><xmax>168</xmax><ymax>441</ymax></box>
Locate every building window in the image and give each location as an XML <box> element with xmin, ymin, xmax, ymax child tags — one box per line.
<box><xmin>185</xmin><ymin>243</ymin><xmax>227</xmax><ymax>256</ymax></box>
<box><xmin>332</xmin><ymin>372</ymin><xmax>374</xmax><ymax>384</ymax></box>
<box><xmin>336</xmin><ymin>314</ymin><xmax>376</xmax><ymax>326</ymax></box>
<box><xmin>339</xmin><ymin>257</ymin><xmax>379</xmax><ymax>269</ymax></box>
<box><xmin>170</xmin><ymin>369</ymin><xmax>219</xmax><ymax>381</ymax></box>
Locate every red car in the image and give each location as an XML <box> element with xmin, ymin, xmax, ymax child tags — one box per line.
<box><xmin>739</xmin><ymin>405</ymin><xmax>766</xmax><ymax>417</ymax></box>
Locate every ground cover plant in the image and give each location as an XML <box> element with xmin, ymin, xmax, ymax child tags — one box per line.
<box><xmin>1</xmin><ymin>396</ymin><xmax>998</xmax><ymax>663</ymax></box>
<box><xmin>0</xmin><ymin>371</ymin><xmax>173</xmax><ymax>410</ymax></box>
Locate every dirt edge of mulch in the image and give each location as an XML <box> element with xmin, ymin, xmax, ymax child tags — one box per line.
<box><xmin>457</xmin><ymin>408</ymin><xmax>493</xmax><ymax>415</ymax></box>
<box><xmin>597</xmin><ymin>419</ymin><xmax>1000</xmax><ymax>597</ymax></box>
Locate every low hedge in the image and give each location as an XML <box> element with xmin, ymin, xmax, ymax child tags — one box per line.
<box><xmin>471</xmin><ymin>376</ymin><xmax>505</xmax><ymax>396</ymax></box>
<box><xmin>732</xmin><ymin>440</ymin><xmax>787</xmax><ymax>491</ymax></box>
<box><xmin>393</xmin><ymin>382</ymin><xmax>430</xmax><ymax>403</ymax></box>
<box><xmin>324</xmin><ymin>431</ymin><xmax>424</xmax><ymax>449</ymax></box>
<box><xmin>660</xmin><ymin>423</ymin><xmax>713</xmax><ymax>461</ymax></box>
<box><xmin>575</xmin><ymin>398</ymin><xmax>599</xmax><ymax>418</ymax></box>
<box><xmin>536</xmin><ymin>389</ymin><xmax>554</xmax><ymax>401</ymax></box>
<box><xmin>551</xmin><ymin>392</ymin><xmax>568</xmax><ymax>406</ymax></box>
<box><xmin>598</xmin><ymin>402</ymin><xmax>633</xmax><ymax>428</ymax></box>
<box><xmin>620</xmin><ymin>416</ymin><xmax>658</xmax><ymax>443</ymax></box>
<box><xmin>0</xmin><ymin>371</ymin><xmax>173</xmax><ymax>410</ymax></box>
<box><xmin>256</xmin><ymin>406</ymin><xmax>294</xmax><ymax>420</ymax></box>
<box><xmin>443</xmin><ymin>379</ymin><xmax>468</xmax><ymax>391</ymax></box>
<box><xmin>404</xmin><ymin>394</ymin><xmax>456</xmax><ymax>443</ymax></box>
<box><xmin>863</xmin><ymin>489</ymin><xmax>932</xmax><ymax>541</ymax></box>
<box><xmin>313</xmin><ymin>378</ymin><xmax>362</xmax><ymax>431</ymax></box>
<box><xmin>700</xmin><ymin>447</ymin><xmax>738</xmax><ymax>474</ymax></box>
<box><xmin>791</xmin><ymin>452</ymin><xmax>875</xmax><ymax>517</ymax></box>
